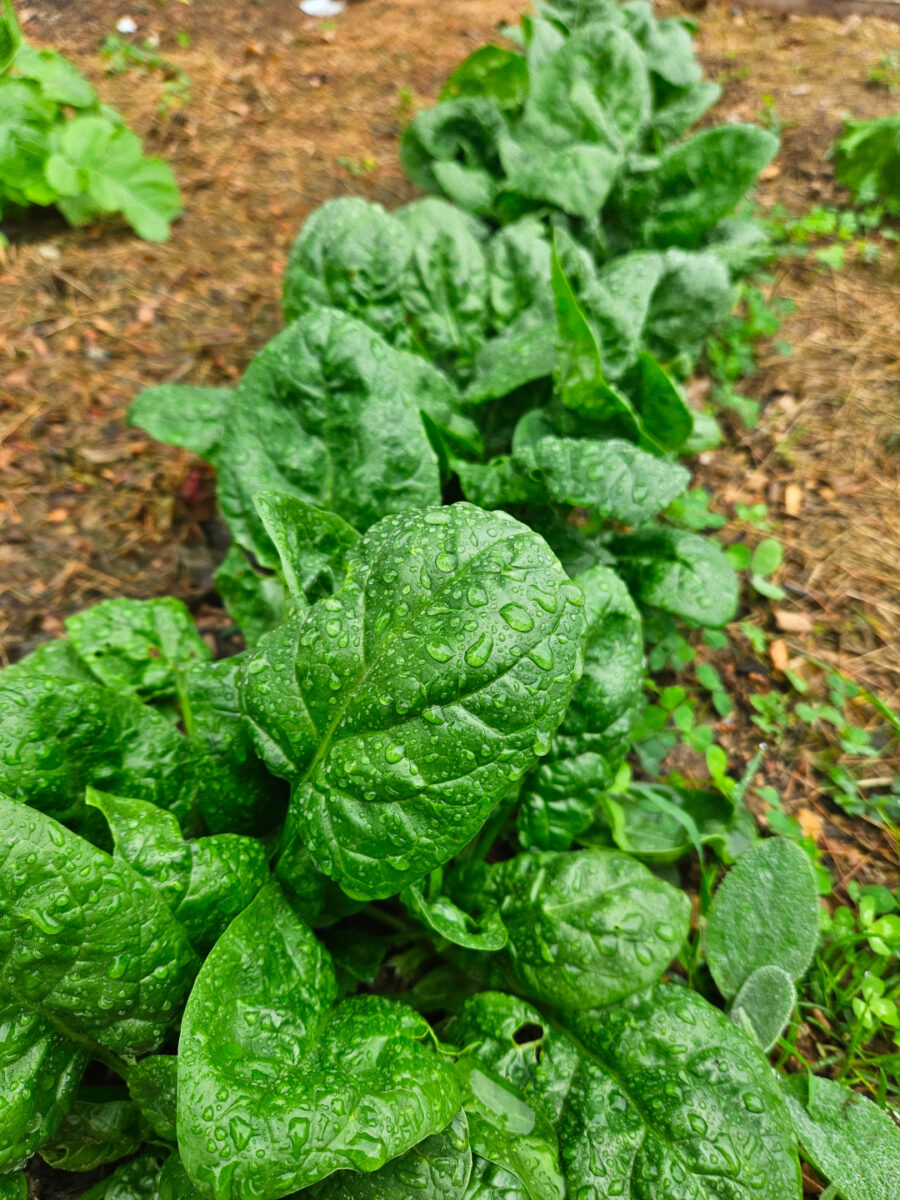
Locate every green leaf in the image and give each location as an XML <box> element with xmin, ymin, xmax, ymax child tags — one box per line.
<box><xmin>511</xmin><ymin>409</ymin><xmax>690</xmax><ymax>524</ymax></box>
<box><xmin>0</xmin><ymin>0</ymin><xmax>23</xmax><ymax>75</ymax></box>
<box><xmin>621</xmin><ymin>3</ymin><xmax>702</xmax><ymax>88</ymax></box>
<box><xmin>0</xmin><ymin>797</ymin><xmax>197</xmax><ymax>1054</ymax></box>
<box><xmin>308</xmin><ymin>1112</ymin><xmax>472</xmax><ymax>1199</ymax></box>
<box><xmin>401</xmin><ymin>881</ymin><xmax>509</xmax><ymax>951</ymax></box>
<box><xmin>127</xmin><ymin>1055</ymin><xmax>177</xmax><ymax>1142</ymax></box>
<box><xmin>282</xmin><ymin>197</ymin><xmax>410</xmax><ymax>340</ymax></box>
<box><xmin>465</xmin><ymin>316</ymin><xmax>556</xmax><ymax>407</ymax></box>
<box><xmin>12</xmin><ymin>43</ymin><xmax>97</xmax><ymax>107</ymax></box>
<box><xmin>0</xmin><ymin>1000</ymin><xmax>85</xmax><ymax>1173</ymax></box>
<box><xmin>781</xmin><ymin>1073</ymin><xmax>900</xmax><ymax>1200</ymax></box>
<box><xmin>450</xmin><ymin>987</ymin><xmax>801</xmax><ymax>1199</ymax></box>
<box><xmin>80</xmin><ymin>1152</ymin><xmax>168</xmax><ymax>1200</ymax></box>
<box><xmin>464</xmin><ymin>1157</ymin><xmax>529</xmax><ymax>1198</ymax></box>
<box><xmin>2</xmin><ymin>635</ymin><xmax>94</xmax><ymax>683</ymax></box>
<box><xmin>441</xmin><ymin>44</ymin><xmax>528</xmax><ymax>112</ymax></box>
<box><xmin>180</xmin><ymin>655</ymin><xmax>283</xmax><ymax>835</ymax></box>
<box><xmin>643</xmin><ymin>248</ymin><xmax>731</xmax><ymax>366</ymax></box>
<box><xmin>215</xmin><ymin>309</ymin><xmax>441</xmax><ymax>566</ymax></box>
<box><xmin>487</xmin><ymin>217</ymin><xmax>552</xmax><ymax>329</ymax></box>
<box><xmin>241</xmin><ymin>504</ymin><xmax>585</xmax><ymax>901</ymax></box>
<box><xmin>705</xmin><ymin>837</ymin><xmax>820</xmax><ymax>999</ymax></box>
<box><xmin>607</xmin><ymin>525</ymin><xmax>740</xmax><ymax>627</ymax></box>
<box><xmin>128</xmin><ymin>385</ymin><xmax>232</xmax><ymax>463</ymax></box>
<box><xmin>450</xmin><ymin>849</ymin><xmax>689</xmax><ymax>1009</ymax></box>
<box><xmin>0</xmin><ymin>1177</ymin><xmax>26</xmax><ymax>1200</ymax></box>
<box><xmin>253</xmin><ymin>491</ymin><xmax>359</xmax><ymax>610</ymax></box>
<box><xmin>730</xmin><ymin>964</ymin><xmax>796</xmax><ymax>1053</ymax></box>
<box><xmin>401</xmin><ymin>98</ymin><xmax>505</xmax><ymax>216</ymax></box>
<box><xmin>398</xmin><ymin>198</ymin><xmax>490</xmax><ymax>370</ymax></box>
<box><xmin>627</xmin><ymin>351</ymin><xmax>694</xmax><ymax>453</ymax></box>
<box><xmin>87</xmin><ymin>788</ymin><xmax>268</xmax><ymax>951</ymax></box>
<box><xmin>454</xmin><ymin>454</ymin><xmax>544</xmax><ymax>510</ymax></box>
<box><xmin>0</xmin><ymin>674</ymin><xmax>199</xmax><ymax>826</ymax></box>
<box><xmin>517</xmin><ymin>565</ymin><xmax>643</xmax><ymax>850</ymax></box>
<box><xmin>64</xmin><ymin>596</ymin><xmax>211</xmax><ymax>700</ymax></box>
<box><xmin>45</xmin><ymin>115</ymin><xmax>181</xmax><ymax>240</ymax></box>
<box><xmin>213</xmin><ymin>546</ymin><xmax>287</xmax><ymax>649</ymax></box>
<box><xmin>651</xmin><ymin>80</ymin><xmax>721</xmax><ymax>142</ymax></box>
<box><xmin>551</xmin><ymin>240</ymin><xmax>641</xmax><ymax>437</ymax></box>
<box><xmin>834</xmin><ymin>114</ymin><xmax>900</xmax><ymax>215</ymax></box>
<box><xmin>591</xmin><ymin>781</ymin><xmax>756</xmax><ymax>864</ymax></box>
<box><xmin>750</xmin><ymin>536</ymin><xmax>784</xmax><ymax>578</ymax></box>
<box><xmin>178</xmin><ymin>882</ymin><xmax>460</xmax><ymax>1200</ymax></box>
<box><xmin>522</xmin><ymin>24</ymin><xmax>651</xmax><ymax>152</ymax></box>
<box><xmin>38</xmin><ymin>1098</ymin><xmax>146</xmax><ymax>1171</ymax></box>
<box><xmin>579</xmin><ymin>250</ymin><xmax>663</xmax><ymax>380</ymax></box>
<box><xmin>616</xmin><ymin>124</ymin><xmax>779</xmax><ymax>247</ymax></box>
<box><xmin>498</xmin><ymin>135</ymin><xmax>622</xmax><ymax>220</ymax></box>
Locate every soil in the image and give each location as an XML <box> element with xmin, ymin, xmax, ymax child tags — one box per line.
<box><xmin>2</xmin><ymin>1</ymin><xmax>899</xmax><ymax>1193</ymax></box>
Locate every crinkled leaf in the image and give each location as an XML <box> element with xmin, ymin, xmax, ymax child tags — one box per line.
<box><xmin>216</xmin><ymin>309</ymin><xmax>441</xmax><ymax>566</ymax></box>
<box><xmin>834</xmin><ymin>114</ymin><xmax>900</xmax><ymax>215</ymax></box>
<box><xmin>454</xmin><ymin>454</ymin><xmax>544</xmax><ymax>510</ymax></box>
<box><xmin>128</xmin><ymin>385</ymin><xmax>232</xmax><ymax>463</ymax></box>
<box><xmin>127</xmin><ymin>1055</ymin><xmax>177</xmax><ymax>1142</ymax></box>
<box><xmin>464</xmin><ymin>1157</ymin><xmax>529</xmax><ymax>1199</ymax></box>
<box><xmin>401</xmin><ymin>98</ymin><xmax>505</xmax><ymax>214</ymax></box>
<box><xmin>241</xmin><ymin>504</ymin><xmax>585</xmax><ymax>900</ymax></box>
<box><xmin>606</xmin><ymin>525</ymin><xmax>739</xmax><ymax>627</ymax></box>
<box><xmin>466</xmin><ymin>316</ymin><xmax>555</xmax><ymax>407</ymax></box>
<box><xmin>4</xmin><ymin>636</ymin><xmax>93</xmax><ymax>683</ymax></box>
<box><xmin>213</xmin><ymin>546</ymin><xmax>287</xmax><ymax>649</ymax></box>
<box><xmin>308</xmin><ymin>1112</ymin><xmax>473</xmax><ymax>1199</ymax></box>
<box><xmin>451</xmin><ymin>987</ymin><xmax>801</xmax><ymax>1200</ymax></box>
<box><xmin>180</xmin><ymin>655</ymin><xmax>283</xmax><ymax>835</ymax></box>
<box><xmin>487</xmin><ymin>218</ymin><xmax>552</xmax><ymax>329</ymax></box>
<box><xmin>781</xmin><ymin>1073</ymin><xmax>900</xmax><ymax>1200</ymax></box>
<box><xmin>621</xmin><ymin>2</ymin><xmax>701</xmax><ymax>87</ymax></box>
<box><xmin>282</xmin><ymin>197</ymin><xmax>410</xmax><ymax>341</ymax></box>
<box><xmin>38</xmin><ymin>1098</ymin><xmax>146</xmax><ymax>1171</ymax></box>
<box><xmin>651</xmin><ymin>79</ymin><xmax>721</xmax><ymax>143</ymax></box>
<box><xmin>517</xmin><ymin>565</ymin><xmax>643</xmax><ymax>850</ymax></box>
<box><xmin>64</xmin><ymin>596</ymin><xmax>211</xmax><ymax>700</ymax></box>
<box><xmin>178</xmin><ymin>882</ymin><xmax>459</xmax><ymax>1200</ymax></box>
<box><xmin>450</xmin><ymin>849</ymin><xmax>689</xmax><ymax>1009</ymax></box>
<box><xmin>0</xmin><ymin>674</ymin><xmax>199</xmax><ymax>826</ymax></box>
<box><xmin>706</xmin><ymin>836</ymin><xmax>820</xmax><ymax>999</ymax></box>
<box><xmin>0</xmin><ymin>1001</ymin><xmax>85</xmax><ymax>1173</ymax></box>
<box><xmin>644</xmin><ymin>248</ymin><xmax>731</xmax><ymax>367</ymax></box>
<box><xmin>0</xmin><ymin>797</ymin><xmax>197</xmax><ymax>1054</ymax></box>
<box><xmin>45</xmin><ymin>115</ymin><xmax>181</xmax><ymax>241</ymax></box>
<box><xmin>512</xmin><ymin>409</ymin><xmax>690</xmax><ymax>524</ymax></box>
<box><xmin>731</xmin><ymin>964</ymin><xmax>796</xmax><ymax>1053</ymax></box>
<box><xmin>86</xmin><ymin>788</ymin><xmax>268</xmax><ymax>952</ymax></box>
<box><xmin>579</xmin><ymin>250</ymin><xmax>663</xmax><ymax>380</ymax></box>
<box><xmin>523</xmin><ymin>24</ymin><xmax>650</xmax><ymax>152</ymax></box>
<box><xmin>398</xmin><ymin>198</ymin><xmax>490</xmax><ymax>370</ymax></box>
<box><xmin>615</xmin><ymin>124</ymin><xmax>779</xmax><ymax>247</ymax></box>
<box><xmin>82</xmin><ymin>1151</ymin><xmax>168</xmax><ymax>1200</ymax></box>
<box><xmin>499</xmin><ymin>135</ymin><xmax>622</xmax><ymax>220</ymax></box>
<box><xmin>402</xmin><ymin>881</ymin><xmax>508</xmax><ymax>951</ymax></box>
<box><xmin>254</xmin><ymin>491</ymin><xmax>360</xmax><ymax>609</ymax></box>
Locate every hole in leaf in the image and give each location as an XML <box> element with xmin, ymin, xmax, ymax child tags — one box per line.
<box><xmin>512</xmin><ymin>1022</ymin><xmax>544</xmax><ymax>1046</ymax></box>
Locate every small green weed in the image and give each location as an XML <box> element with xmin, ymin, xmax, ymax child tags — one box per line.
<box><xmin>101</xmin><ymin>33</ymin><xmax>191</xmax><ymax>115</ymax></box>
<box><xmin>336</xmin><ymin>155</ymin><xmax>378</xmax><ymax>176</ymax></box>
<box><xmin>868</xmin><ymin>51</ymin><xmax>900</xmax><ymax>94</ymax></box>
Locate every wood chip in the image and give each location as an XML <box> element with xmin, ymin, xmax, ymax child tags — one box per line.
<box><xmin>770</xmin><ymin>638</ymin><xmax>789</xmax><ymax>672</ymax></box>
<box><xmin>774</xmin><ymin>610</ymin><xmax>814</xmax><ymax>634</ymax></box>
<box><xmin>784</xmin><ymin>484</ymin><xmax>804</xmax><ymax>517</ymax></box>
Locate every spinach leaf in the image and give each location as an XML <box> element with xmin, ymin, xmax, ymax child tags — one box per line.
<box><xmin>253</xmin><ymin>491</ymin><xmax>359</xmax><ymax>609</ymax></box>
<box><xmin>463</xmin><ymin>1157</ymin><xmax>529</xmax><ymax>1199</ymax></box>
<box><xmin>705</xmin><ymin>837</ymin><xmax>820</xmax><ymax>1000</ymax></box>
<box><xmin>402</xmin><ymin>882</ymin><xmax>509</xmax><ymax>952</ymax></box>
<box><xmin>180</xmin><ymin>655</ymin><xmax>284</xmax><ymax>835</ymax></box>
<box><xmin>487</xmin><ymin>217</ymin><xmax>552</xmax><ymax>328</ymax></box>
<box><xmin>65</xmin><ymin>596</ymin><xmax>211</xmax><ymax>700</ymax></box>
<box><xmin>401</xmin><ymin>98</ymin><xmax>506</xmax><ymax>218</ymax></box>
<box><xmin>643</xmin><ymin>248</ymin><xmax>731</xmax><ymax>367</ymax></box>
<box><xmin>127</xmin><ymin>385</ymin><xmax>232</xmax><ymax>463</ymax></box>
<box><xmin>511</xmin><ymin>409</ymin><xmax>690</xmax><ymax>524</ymax></box>
<box><xmin>449</xmin><ymin>987</ymin><xmax>802</xmax><ymax>1199</ymax></box>
<box><xmin>307</xmin><ymin>1112</ymin><xmax>472</xmax><ymax>1199</ymax></box>
<box><xmin>0</xmin><ymin>797</ymin><xmax>196</xmax><ymax>1054</ymax></box>
<box><xmin>0</xmin><ymin>1002</ymin><xmax>85</xmax><ymax>1173</ymax></box>
<box><xmin>240</xmin><ymin>504</ymin><xmax>586</xmax><ymax>900</ymax></box>
<box><xmin>178</xmin><ymin>882</ymin><xmax>459</xmax><ymax>1200</ymax></box>
<box><xmin>0</xmin><ymin>674</ymin><xmax>199</xmax><ymax>827</ymax></box>
<box><xmin>606</xmin><ymin>525</ymin><xmax>739</xmax><ymax>627</ymax></box>
<box><xmin>517</xmin><ymin>565</ymin><xmax>643</xmax><ymax>850</ymax></box>
<box><xmin>398</xmin><ymin>198</ymin><xmax>490</xmax><ymax>370</ymax></box>
<box><xmin>282</xmin><ymin>196</ymin><xmax>411</xmax><ymax>340</ymax></box>
<box><xmin>450</xmin><ymin>849</ymin><xmax>689</xmax><ymax>1009</ymax></box>
<box><xmin>213</xmin><ymin>545</ymin><xmax>287</xmax><ymax>648</ymax></box>
<box><xmin>38</xmin><ymin>1098</ymin><xmax>146</xmax><ymax>1171</ymax></box>
<box><xmin>498</xmin><ymin>135</ymin><xmax>622</xmax><ymax>221</ymax></box>
<box><xmin>86</xmin><ymin>788</ymin><xmax>268</xmax><ymax>951</ymax></box>
<box><xmin>615</xmin><ymin>125</ymin><xmax>779</xmax><ymax>247</ymax></box>
<box><xmin>215</xmin><ymin>309</ymin><xmax>441</xmax><ymax>565</ymax></box>
<box><xmin>782</xmin><ymin>1074</ymin><xmax>900</xmax><ymax>1200</ymax></box>
<box><xmin>127</xmin><ymin>1055</ymin><xmax>177</xmax><ymax>1142</ymax></box>
<box><xmin>441</xmin><ymin>45</ymin><xmax>528</xmax><ymax>113</ymax></box>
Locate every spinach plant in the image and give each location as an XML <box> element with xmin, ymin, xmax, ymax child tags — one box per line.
<box><xmin>0</xmin><ymin>0</ymin><xmax>181</xmax><ymax>241</ymax></box>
